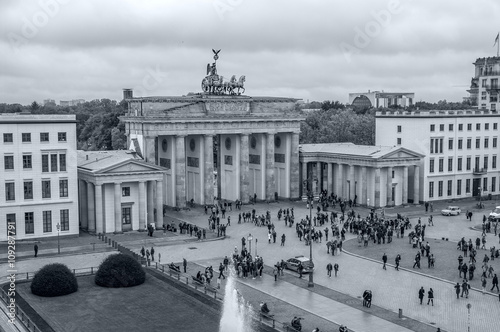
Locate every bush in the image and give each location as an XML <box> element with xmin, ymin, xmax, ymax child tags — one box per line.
<box><xmin>95</xmin><ymin>253</ymin><xmax>145</xmax><ymax>288</ymax></box>
<box><xmin>30</xmin><ymin>263</ymin><xmax>78</xmax><ymax>297</ymax></box>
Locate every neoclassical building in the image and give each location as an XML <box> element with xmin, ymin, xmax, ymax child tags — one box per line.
<box><xmin>300</xmin><ymin>143</ymin><xmax>424</xmax><ymax>207</ymax></box>
<box><xmin>120</xmin><ymin>91</ymin><xmax>304</xmax><ymax>207</ymax></box>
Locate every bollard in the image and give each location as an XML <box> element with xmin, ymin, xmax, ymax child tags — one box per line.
<box><xmin>399</xmin><ymin>308</ymin><xmax>403</xmax><ymax>318</ymax></box>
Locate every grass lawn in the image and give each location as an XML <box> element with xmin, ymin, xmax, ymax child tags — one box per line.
<box><xmin>343</xmin><ymin>234</ymin><xmax>500</xmax><ymax>292</ymax></box>
<box><xmin>17</xmin><ymin>274</ymin><xmax>221</xmax><ymax>332</ymax></box>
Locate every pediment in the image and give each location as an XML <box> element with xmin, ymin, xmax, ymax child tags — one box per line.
<box><xmin>97</xmin><ymin>160</ymin><xmax>165</xmax><ymax>174</ymax></box>
<box><xmin>379</xmin><ymin>148</ymin><xmax>424</xmax><ymax>160</ymax></box>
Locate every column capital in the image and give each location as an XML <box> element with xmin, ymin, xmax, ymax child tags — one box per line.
<box><xmin>176</xmin><ymin>134</ymin><xmax>187</xmax><ymax>138</ymax></box>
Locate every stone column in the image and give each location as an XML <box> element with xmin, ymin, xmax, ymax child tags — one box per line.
<box><xmin>374</xmin><ymin>168</ymin><xmax>381</xmax><ymax>207</ymax></box>
<box><xmin>156</xmin><ymin>180</ymin><xmax>163</xmax><ymax>228</ymax></box>
<box><xmin>138</xmin><ymin>181</ymin><xmax>146</xmax><ymax>231</ymax></box>
<box><xmin>235</xmin><ymin>134</ymin><xmax>241</xmax><ymax>200</ymax></box>
<box><xmin>413</xmin><ymin>165</ymin><xmax>420</xmax><ymax>204</ymax></box>
<box><xmin>386</xmin><ymin>166</ymin><xmax>393</xmax><ymax>206</ymax></box>
<box><xmin>86</xmin><ymin>182</ymin><xmax>95</xmax><ymax>233</ymax></box>
<box><xmin>147</xmin><ymin>181</ymin><xmax>154</xmax><ymax>225</ymax></box>
<box><xmin>176</xmin><ymin>135</ymin><xmax>186</xmax><ymax>207</ymax></box>
<box><xmin>316</xmin><ymin>161</ymin><xmax>321</xmax><ymax>194</ymax></box>
<box><xmin>327</xmin><ymin>163</ymin><xmax>333</xmax><ymax>195</ymax></box>
<box><xmin>360</xmin><ymin>166</ymin><xmax>367</xmax><ymax>205</ymax></box>
<box><xmin>290</xmin><ymin>132</ymin><xmax>300</xmax><ymax>199</ymax></box>
<box><xmin>95</xmin><ymin>184</ymin><xmax>103</xmax><ymax>234</ymax></box>
<box><xmin>79</xmin><ymin>180</ymin><xmax>88</xmax><ymax>229</ymax></box>
<box><xmin>199</xmin><ymin>135</ymin><xmax>205</xmax><ymax>205</ymax></box>
<box><xmin>336</xmin><ymin>164</ymin><xmax>344</xmax><ymax>197</ymax></box>
<box><xmin>402</xmin><ymin>166</ymin><xmax>409</xmax><ymax>204</ymax></box>
<box><xmin>204</xmin><ymin>134</ymin><xmax>215</xmax><ymax>205</ymax></box>
<box><xmin>265</xmin><ymin>133</ymin><xmax>276</xmax><ymax>201</ymax></box>
<box><xmin>114</xmin><ymin>183</ymin><xmax>122</xmax><ymax>233</ymax></box>
<box><xmin>301</xmin><ymin>161</ymin><xmax>308</xmax><ymax>195</ymax></box>
<box><xmin>349</xmin><ymin>165</ymin><xmax>355</xmax><ymax>200</ymax></box>
<box><xmin>144</xmin><ymin>136</ymin><xmax>156</xmax><ymax>164</ymax></box>
<box><xmin>240</xmin><ymin>134</ymin><xmax>250</xmax><ymax>203</ymax></box>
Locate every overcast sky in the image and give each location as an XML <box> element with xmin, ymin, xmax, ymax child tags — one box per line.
<box><xmin>1</xmin><ymin>0</ymin><xmax>500</xmax><ymax>105</ymax></box>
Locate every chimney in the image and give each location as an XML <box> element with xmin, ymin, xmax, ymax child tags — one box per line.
<box><xmin>123</xmin><ymin>89</ymin><xmax>133</xmax><ymax>100</ymax></box>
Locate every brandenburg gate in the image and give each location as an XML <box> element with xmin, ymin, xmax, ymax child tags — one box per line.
<box><xmin>120</xmin><ymin>51</ymin><xmax>304</xmax><ymax>207</ymax></box>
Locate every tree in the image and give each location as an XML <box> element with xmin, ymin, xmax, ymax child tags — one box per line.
<box><xmin>30</xmin><ymin>101</ymin><xmax>40</xmax><ymax>111</ymax></box>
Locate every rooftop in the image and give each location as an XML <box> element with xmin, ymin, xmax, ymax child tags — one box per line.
<box><xmin>0</xmin><ymin>113</ymin><xmax>76</xmax><ymax>123</ymax></box>
<box><xmin>77</xmin><ymin>150</ymin><xmax>142</xmax><ymax>171</ymax></box>
<box><xmin>375</xmin><ymin>109</ymin><xmax>498</xmax><ymax>117</ymax></box>
<box><xmin>300</xmin><ymin>143</ymin><xmax>404</xmax><ymax>159</ymax></box>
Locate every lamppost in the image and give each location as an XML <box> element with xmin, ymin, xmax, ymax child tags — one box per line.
<box><xmin>303</xmin><ymin>179</ymin><xmax>314</xmax><ymax>288</ymax></box>
<box><xmin>466</xmin><ymin>303</ymin><xmax>471</xmax><ymax>332</ymax></box>
<box><xmin>255</xmin><ymin>238</ymin><xmax>258</xmax><ymax>257</ymax></box>
<box><xmin>247</xmin><ymin>233</ymin><xmax>253</xmax><ymax>256</ymax></box>
<box><xmin>478</xmin><ymin>187</ymin><xmax>482</xmax><ymax>208</ymax></box>
<box><xmin>56</xmin><ymin>223</ymin><xmax>60</xmax><ymax>254</ymax></box>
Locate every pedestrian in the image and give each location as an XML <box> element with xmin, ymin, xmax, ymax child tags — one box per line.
<box><xmin>146</xmin><ymin>249</ymin><xmax>151</xmax><ymax>266</ymax></box>
<box><xmin>491</xmin><ymin>274</ymin><xmax>499</xmax><ymax>292</ymax></box>
<box><xmin>34</xmin><ymin>244</ymin><xmax>38</xmax><ymax>257</ymax></box>
<box><xmin>481</xmin><ymin>277</ymin><xmax>487</xmax><ymax>294</ymax></box>
<box><xmin>454</xmin><ymin>282</ymin><xmax>461</xmax><ymax>299</ymax></box>
<box><xmin>140</xmin><ymin>246</ymin><xmax>145</xmax><ymax>258</ymax></box>
<box><xmin>183</xmin><ymin>258</ymin><xmax>187</xmax><ymax>273</ymax></box>
<box><xmin>334</xmin><ymin>263</ymin><xmax>339</xmax><ymax>277</ymax></box>
<box><xmin>327</xmin><ymin>263</ymin><xmax>333</xmax><ymax>277</ymax></box>
<box><xmin>273</xmin><ymin>267</ymin><xmax>278</xmax><ymax>281</ymax></box>
<box><xmin>151</xmin><ymin>247</ymin><xmax>155</xmax><ymax>261</ymax></box>
<box><xmin>418</xmin><ymin>286</ymin><xmax>425</xmax><ymax>304</ymax></box>
<box><xmin>281</xmin><ymin>234</ymin><xmax>286</xmax><ymax>246</ymax></box>
<box><xmin>382</xmin><ymin>253</ymin><xmax>387</xmax><ymax>270</ymax></box>
<box><xmin>461</xmin><ymin>279</ymin><xmax>469</xmax><ymax>298</ymax></box>
<box><xmin>395</xmin><ymin>254</ymin><xmax>401</xmax><ymax>271</ymax></box>
<box><xmin>298</xmin><ymin>263</ymin><xmax>303</xmax><ymax>278</ymax></box>
<box><xmin>427</xmin><ymin>288</ymin><xmax>434</xmax><ymax>306</ymax></box>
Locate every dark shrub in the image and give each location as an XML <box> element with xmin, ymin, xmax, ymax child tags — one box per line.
<box><xmin>95</xmin><ymin>253</ymin><xmax>145</xmax><ymax>288</ymax></box>
<box><xmin>30</xmin><ymin>263</ymin><xmax>78</xmax><ymax>297</ymax></box>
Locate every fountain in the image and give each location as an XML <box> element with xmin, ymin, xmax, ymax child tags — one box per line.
<box><xmin>219</xmin><ymin>268</ymin><xmax>255</xmax><ymax>332</ymax></box>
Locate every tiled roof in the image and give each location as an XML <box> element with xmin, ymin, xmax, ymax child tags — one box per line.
<box><xmin>77</xmin><ymin>150</ymin><xmax>141</xmax><ymax>171</ymax></box>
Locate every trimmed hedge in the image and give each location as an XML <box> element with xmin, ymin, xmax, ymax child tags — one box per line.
<box><xmin>31</xmin><ymin>263</ymin><xmax>78</xmax><ymax>297</ymax></box>
<box><xmin>95</xmin><ymin>253</ymin><xmax>145</xmax><ymax>288</ymax></box>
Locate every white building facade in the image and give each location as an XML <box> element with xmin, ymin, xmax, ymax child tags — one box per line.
<box><xmin>0</xmin><ymin>114</ymin><xmax>79</xmax><ymax>241</ymax></box>
<box><xmin>468</xmin><ymin>56</ymin><xmax>500</xmax><ymax>111</ymax></box>
<box><xmin>376</xmin><ymin>109</ymin><xmax>500</xmax><ymax>203</ymax></box>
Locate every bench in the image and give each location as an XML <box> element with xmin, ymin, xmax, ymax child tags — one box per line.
<box><xmin>191</xmin><ymin>275</ymin><xmax>205</xmax><ymax>286</ymax></box>
<box><xmin>260</xmin><ymin>312</ymin><xmax>274</xmax><ymax>320</ymax></box>
<box><xmin>168</xmin><ymin>264</ymin><xmax>181</xmax><ymax>273</ymax></box>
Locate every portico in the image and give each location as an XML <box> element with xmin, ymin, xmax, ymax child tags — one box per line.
<box><xmin>300</xmin><ymin>143</ymin><xmax>424</xmax><ymax>207</ymax></box>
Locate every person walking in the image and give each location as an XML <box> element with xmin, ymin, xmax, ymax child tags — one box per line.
<box><xmin>34</xmin><ymin>244</ymin><xmax>38</xmax><ymax>257</ymax></box>
<box><xmin>454</xmin><ymin>282</ymin><xmax>461</xmax><ymax>299</ymax></box>
<box><xmin>382</xmin><ymin>253</ymin><xmax>387</xmax><ymax>270</ymax></box>
<box><xmin>140</xmin><ymin>246</ymin><xmax>145</xmax><ymax>258</ymax></box>
<box><xmin>327</xmin><ymin>263</ymin><xmax>333</xmax><ymax>277</ymax></box>
<box><xmin>491</xmin><ymin>274</ymin><xmax>499</xmax><ymax>292</ymax></box>
<box><xmin>298</xmin><ymin>262</ymin><xmax>303</xmax><ymax>278</ymax></box>
<box><xmin>146</xmin><ymin>249</ymin><xmax>151</xmax><ymax>266</ymax></box>
<box><xmin>427</xmin><ymin>288</ymin><xmax>434</xmax><ymax>306</ymax></box>
<box><xmin>273</xmin><ymin>267</ymin><xmax>278</xmax><ymax>281</ymax></box>
<box><xmin>418</xmin><ymin>286</ymin><xmax>425</xmax><ymax>304</ymax></box>
<box><xmin>395</xmin><ymin>254</ymin><xmax>401</xmax><ymax>271</ymax></box>
<box><xmin>183</xmin><ymin>258</ymin><xmax>187</xmax><ymax>273</ymax></box>
<box><xmin>151</xmin><ymin>247</ymin><xmax>155</xmax><ymax>261</ymax></box>
<box><xmin>461</xmin><ymin>279</ymin><xmax>469</xmax><ymax>298</ymax></box>
<box><xmin>334</xmin><ymin>263</ymin><xmax>339</xmax><ymax>277</ymax></box>
<box><xmin>281</xmin><ymin>234</ymin><xmax>286</xmax><ymax>246</ymax></box>
<box><xmin>481</xmin><ymin>277</ymin><xmax>487</xmax><ymax>294</ymax></box>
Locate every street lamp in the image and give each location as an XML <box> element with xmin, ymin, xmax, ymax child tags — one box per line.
<box><xmin>247</xmin><ymin>233</ymin><xmax>253</xmax><ymax>256</ymax></box>
<box><xmin>303</xmin><ymin>179</ymin><xmax>314</xmax><ymax>288</ymax></box>
<box><xmin>56</xmin><ymin>223</ymin><xmax>60</xmax><ymax>254</ymax></box>
<box><xmin>255</xmin><ymin>238</ymin><xmax>258</xmax><ymax>257</ymax></box>
<box><xmin>466</xmin><ymin>303</ymin><xmax>471</xmax><ymax>332</ymax></box>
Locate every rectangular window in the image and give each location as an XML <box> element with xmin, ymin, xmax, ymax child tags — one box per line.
<box><xmin>466</xmin><ymin>179</ymin><xmax>471</xmax><ymax>193</ymax></box>
<box><xmin>439</xmin><ymin>124</ymin><xmax>444</xmax><ymax>131</ymax></box>
<box><xmin>429</xmin><ymin>181</ymin><xmax>434</xmax><ymax>198</ymax></box>
<box><xmin>397</xmin><ymin>125</ymin><xmax>401</xmax><ymax>133</ymax></box>
<box><xmin>494</xmin><ymin>137</ymin><xmax>498</xmax><ymax>148</ymax></box>
<box><xmin>43</xmin><ymin>211</ymin><xmax>52</xmax><ymax>233</ymax></box>
<box><xmin>40</xmin><ymin>133</ymin><xmax>49</xmax><ymax>142</ymax></box>
<box><xmin>430</xmin><ymin>124</ymin><xmax>435</xmax><ymax>132</ymax></box>
<box><xmin>476</xmin><ymin>138</ymin><xmax>480</xmax><ymax>149</ymax></box>
<box><xmin>25</xmin><ymin>212</ymin><xmax>34</xmax><ymax>234</ymax></box>
<box><xmin>397</xmin><ymin>137</ymin><xmax>401</xmax><ymax>145</ymax></box>
<box><xmin>448</xmin><ymin>157</ymin><xmax>453</xmax><ymax>172</ymax></box>
<box><xmin>59</xmin><ymin>154</ymin><xmax>66</xmax><ymax>172</ymax></box>
<box><xmin>482</xmin><ymin>91</ymin><xmax>487</xmax><ymax>100</ymax></box>
<box><xmin>447</xmin><ymin>180</ymin><xmax>452</xmax><ymax>196</ymax></box>
<box><xmin>58</xmin><ymin>132</ymin><xmax>67</xmax><ymax>142</ymax></box>
<box><xmin>21</xmin><ymin>133</ymin><xmax>31</xmax><ymax>142</ymax></box>
<box><xmin>23</xmin><ymin>155</ymin><xmax>32</xmax><ymax>169</ymax></box>
<box><xmin>485</xmin><ymin>138</ymin><xmax>489</xmax><ymax>148</ymax></box>
<box><xmin>429</xmin><ymin>159</ymin><xmax>434</xmax><ymax>173</ymax></box>
<box><xmin>4</xmin><ymin>156</ymin><xmax>14</xmax><ymax>170</ymax></box>
<box><xmin>492</xmin><ymin>104</ymin><xmax>496</xmax><ymax>111</ymax></box>
<box><xmin>6</xmin><ymin>214</ymin><xmax>16</xmax><ymax>236</ymax></box>
<box><xmin>493</xmin><ymin>177</ymin><xmax>497</xmax><ymax>192</ymax></box>
<box><xmin>24</xmin><ymin>181</ymin><xmax>33</xmax><ymax>199</ymax></box>
<box><xmin>42</xmin><ymin>154</ymin><xmax>49</xmax><ymax>172</ymax></box>
<box><xmin>122</xmin><ymin>187</ymin><xmax>130</xmax><ymax>197</ymax></box>
<box><xmin>482</xmin><ymin>79</ymin><xmax>487</xmax><ymax>87</ymax></box>
<box><xmin>494</xmin><ymin>123</ymin><xmax>498</xmax><ymax>130</ymax></box>
<box><xmin>448</xmin><ymin>139</ymin><xmax>453</xmax><ymax>150</ymax></box>
<box><xmin>60</xmin><ymin>209</ymin><xmax>69</xmax><ymax>231</ymax></box>
<box><xmin>449</xmin><ymin>124</ymin><xmax>454</xmax><ymax>131</ymax></box>
<box><xmin>430</xmin><ymin>139</ymin><xmax>434</xmax><ymax>154</ymax></box>
<box><xmin>467</xmin><ymin>123</ymin><xmax>472</xmax><ymax>131</ymax></box>
<box><xmin>475</xmin><ymin>156</ymin><xmax>480</xmax><ymax>170</ymax></box>
<box><xmin>59</xmin><ymin>179</ymin><xmax>68</xmax><ymax>198</ymax></box>
<box><xmin>458</xmin><ymin>139</ymin><xmax>463</xmax><ymax>149</ymax></box>
<box><xmin>50</xmin><ymin>154</ymin><xmax>58</xmax><ymax>172</ymax></box>
<box><xmin>440</xmin><ymin>138</ymin><xmax>443</xmax><ymax>153</ymax></box>
<box><xmin>3</xmin><ymin>133</ymin><xmax>13</xmax><ymax>143</ymax></box>
<box><xmin>438</xmin><ymin>181</ymin><xmax>443</xmax><ymax>197</ymax></box>
<box><xmin>493</xmin><ymin>155</ymin><xmax>497</xmax><ymax>169</ymax></box>
<box><xmin>466</xmin><ymin>157</ymin><xmax>471</xmax><ymax>171</ymax></box>
<box><xmin>5</xmin><ymin>182</ymin><xmax>15</xmax><ymax>201</ymax></box>
<box><xmin>467</xmin><ymin>138</ymin><xmax>471</xmax><ymax>149</ymax></box>
<box><xmin>476</xmin><ymin>123</ymin><xmax>481</xmax><ymax>130</ymax></box>
<box><xmin>457</xmin><ymin>157</ymin><xmax>463</xmax><ymax>171</ymax></box>
<box><xmin>122</xmin><ymin>207</ymin><xmax>131</xmax><ymax>224</ymax></box>
<box><xmin>485</xmin><ymin>123</ymin><xmax>490</xmax><ymax>130</ymax></box>
<box><xmin>483</xmin><ymin>177</ymin><xmax>488</xmax><ymax>191</ymax></box>
<box><xmin>438</xmin><ymin>159</ymin><xmax>444</xmax><ymax>172</ymax></box>
<box><xmin>457</xmin><ymin>179</ymin><xmax>462</xmax><ymax>196</ymax></box>
<box><xmin>484</xmin><ymin>156</ymin><xmax>489</xmax><ymax>169</ymax></box>
<box><xmin>458</xmin><ymin>124</ymin><xmax>463</xmax><ymax>131</ymax></box>
<box><xmin>42</xmin><ymin>180</ymin><xmax>51</xmax><ymax>198</ymax></box>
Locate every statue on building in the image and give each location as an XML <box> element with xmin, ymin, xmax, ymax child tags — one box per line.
<box><xmin>201</xmin><ymin>49</ymin><xmax>245</xmax><ymax>95</ymax></box>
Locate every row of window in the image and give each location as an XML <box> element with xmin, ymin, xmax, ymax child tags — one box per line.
<box><xmin>429</xmin><ymin>156</ymin><xmax>497</xmax><ymax>173</ymax></box>
<box><xmin>429</xmin><ymin>177</ymin><xmax>497</xmax><ymax>198</ymax></box>
<box><xmin>6</xmin><ymin>210</ymin><xmax>69</xmax><ymax>235</ymax></box>
<box><xmin>427</xmin><ymin>122</ymin><xmax>498</xmax><ymax>132</ymax></box>
<box><xmin>4</xmin><ymin>180</ymin><xmax>69</xmax><ymax>201</ymax></box>
<box><xmin>429</xmin><ymin>137</ymin><xmax>498</xmax><ymax>154</ymax></box>
<box><xmin>2</xmin><ymin>132</ymin><xmax>67</xmax><ymax>143</ymax></box>
<box><xmin>3</xmin><ymin>153</ymin><xmax>66</xmax><ymax>172</ymax></box>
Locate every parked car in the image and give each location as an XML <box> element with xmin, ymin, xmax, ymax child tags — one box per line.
<box><xmin>284</xmin><ymin>256</ymin><xmax>314</xmax><ymax>273</ymax></box>
<box><xmin>441</xmin><ymin>206</ymin><xmax>461</xmax><ymax>216</ymax></box>
<box><xmin>489</xmin><ymin>206</ymin><xmax>500</xmax><ymax>220</ymax></box>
